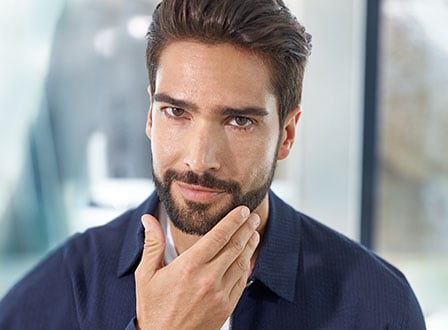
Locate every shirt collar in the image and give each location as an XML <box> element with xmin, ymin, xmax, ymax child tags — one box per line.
<box><xmin>117</xmin><ymin>190</ymin><xmax>302</xmax><ymax>304</ymax></box>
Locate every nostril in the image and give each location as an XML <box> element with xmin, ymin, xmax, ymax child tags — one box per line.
<box><xmin>183</xmin><ymin>125</ymin><xmax>222</xmax><ymax>171</ymax></box>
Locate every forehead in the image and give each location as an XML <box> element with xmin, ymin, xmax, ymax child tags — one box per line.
<box><xmin>154</xmin><ymin>40</ymin><xmax>277</xmax><ymax>112</ymax></box>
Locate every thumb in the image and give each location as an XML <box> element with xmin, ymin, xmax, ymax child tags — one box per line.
<box><xmin>139</xmin><ymin>214</ymin><xmax>166</xmax><ymax>277</ymax></box>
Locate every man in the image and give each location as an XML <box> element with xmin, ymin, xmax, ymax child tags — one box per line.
<box><xmin>0</xmin><ymin>0</ymin><xmax>426</xmax><ymax>329</ymax></box>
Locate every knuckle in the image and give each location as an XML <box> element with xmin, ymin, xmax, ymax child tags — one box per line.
<box><xmin>235</xmin><ymin>257</ymin><xmax>249</xmax><ymax>272</ymax></box>
<box><xmin>198</xmin><ymin>276</ymin><xmax>218</xmax><ymax>295</ymax></box>
<box><xmin>211</xmin><ymin>227</ymin><xmax>231</xmax><ymax>246</ymax></box>
<box><xmin>229</xmin><ymin>237</ymin><xmax>244</xmax><ymax>252</ymax></box>
<box><xmin>179</xmin><ymin>263</ymin><xmax>195</xmax><ymax>280</ymax></box>
<box><xmin>235</xmin><ymin>276</ymin><xmax>246</xmax><ymax>292</ymax></box>
<box><xmin>202</xmin><ymin>277</ymin><xmax>216</xmax><ymax>291</ymax></box>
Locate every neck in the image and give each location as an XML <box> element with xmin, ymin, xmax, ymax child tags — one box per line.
<box><xmin>169</xmin><ymin>194</ymin><xmax>270</xmax><ymax>259</ymax></box>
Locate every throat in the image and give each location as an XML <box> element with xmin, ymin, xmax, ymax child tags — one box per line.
<box><xmin>168</xmin><ymin>220</ymin><xmax>202</xmax><ymax>255</ymax></box>
<box><xmin>158</xmin><ymin>202</ymin><xmax>202</xmax><ymax>257</ymax></box>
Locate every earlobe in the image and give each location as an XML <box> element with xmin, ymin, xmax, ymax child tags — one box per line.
<box><xmin>146</xmin><ymin>107</ymin><xmax>153</xmax><ymax>140</ymax></box>
<box><xmin>146</xmin><ymin>87</ymin><xmax>153</xmax><ymax>140</ymax></box>
<box><xmin>277</xmin><ymin>107</ymin><xmax>301</xmax><ymax>160</ymax></box>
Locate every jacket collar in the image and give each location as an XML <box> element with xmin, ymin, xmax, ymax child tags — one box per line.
<box><xmin>250</xmin><ymin>190</ymin><xmax>301</xmax><ymax>303</ymax></box>
<box><xmin>117</xmin><ymin>190</ymin><xmax>302</xmax><ymax>303</ymax></box>
<box><xmin>117</xmin><ymin>191</ymin><xmax>159</xmax><ymax>277</ymax></box>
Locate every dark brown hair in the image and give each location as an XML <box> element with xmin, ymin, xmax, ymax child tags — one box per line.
<box><xmin>146</xmin><ymin>0</ymin><xmax>312</xmax><ymax>125</ymax></box>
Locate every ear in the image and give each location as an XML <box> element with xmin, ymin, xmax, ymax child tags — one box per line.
<box><xmin>277</xmin><ymin>107</ymin><xmax>301</xmax><ymax>160</ymax></box>
<box><xmin>146</xmin><ymin>86</ymin><xmax>153</xmax><ymax>140</ymax></box>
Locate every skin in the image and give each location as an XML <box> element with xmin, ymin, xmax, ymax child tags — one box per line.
<box><xmin>135</xmin><ymin>40</ymin><xmax>301</xmax><ymax>329</ymax></box>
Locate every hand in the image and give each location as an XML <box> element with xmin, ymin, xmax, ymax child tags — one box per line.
<box><xmin>134</xmin><ymin>206</ymin><xmax>260</xmax><ymax>330</ymax></box>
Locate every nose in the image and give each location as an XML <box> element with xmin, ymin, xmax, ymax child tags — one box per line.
<box><xmin>184</xmin><ymin>121</ymin><xmax>221</xmax><ymax>172</ymax></box>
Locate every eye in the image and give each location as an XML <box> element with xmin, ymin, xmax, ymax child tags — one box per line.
<box><xmin>165</xmin><ymin>107</ymin><xmax>185</xmax><ymax>118</ymax></box>
<box><xmin>229</xmin><ymin>116</ymin><xmax>254</xmax><ymax>128</ymax></box>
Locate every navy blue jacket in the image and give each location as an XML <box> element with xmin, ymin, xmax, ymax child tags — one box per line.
<box><xmin>0</xmin><ymin>191</ymin><xmax>425</xmax><ymax>329</ymax></box>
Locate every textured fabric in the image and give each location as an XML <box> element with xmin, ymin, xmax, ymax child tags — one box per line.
<box><xmin>0</xmin><ymin>191</ymin><xmax>426</xmax><ymax>329</ymax></box>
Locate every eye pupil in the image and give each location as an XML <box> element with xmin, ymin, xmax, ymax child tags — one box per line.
<box><xmin>235</xmin><ymin>117</ymin><xmax>247</xmax><ymax>126</ymax></box>
<box><xmin>171</xmin><ymin>108</ymin><xmax>184</xmax><ymax>116</ymax></box>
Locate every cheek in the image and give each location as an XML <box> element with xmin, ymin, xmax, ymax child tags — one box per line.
<box><xmin>150</xmin><ymin>129</ymin><xmax>179</xmax><ymax>175</ymax></box>
<box><xmin>230</xmin><ymin>135</ymin><xmax>278</xmax><ymax>185</ymax></box>
<box><xmin>151</xmin><ymin>113</ymin><xmax>190</xmax><ymax>156</ymax></box>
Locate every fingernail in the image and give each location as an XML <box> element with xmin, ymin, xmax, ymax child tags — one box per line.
<box><xmin>249</xmin><ymin>214</ymin><xmax>260</xmax><ymax>228</ymax></box>
<box><xmin>251</xmin><ymin>231</ymin><xmax>260</xmax><ymax>244</ymax></box>
<box><xmin>240</xmin><ymin>206</ymin><xmax>250</xmax><ymax>219</ymax></box>
<box><xmin>141</xmin><ymin>215</ymin><xmax>151</xmax><ymax>231</ymax></box>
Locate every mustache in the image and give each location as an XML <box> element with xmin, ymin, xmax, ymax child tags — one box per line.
<box><xmin>164</xmin><ymin>169</ymin><xmax>241</xmax><ymax>194</ymax></box>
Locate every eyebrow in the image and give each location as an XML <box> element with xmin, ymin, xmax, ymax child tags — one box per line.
<box><xmin>219</xmin><ymin>107</ymin><xmax>269</xmax><ymax>117</ymax></box>
<box><xmin>153</xmin><ymin>93</ymin><xmax>269</xmax><ymax>117</ymax></box>
<box><xmin>153</xmin><ymin>93</ymin><xmax>196</xmax><ymax>110</ymax></box>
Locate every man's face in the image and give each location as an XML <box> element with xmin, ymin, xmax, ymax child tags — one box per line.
<box><xmin>147</xmin><ymin>41</ymin><xmax>296</xmax><ymax>235</ymax></box>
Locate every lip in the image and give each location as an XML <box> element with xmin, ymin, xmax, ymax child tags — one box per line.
<box><xmin>175</xmin><ymin>181</ymin><xmax>224</xmax><ymax>203</ymax></box>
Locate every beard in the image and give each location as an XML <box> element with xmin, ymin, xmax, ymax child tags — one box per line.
<box><xmin>152</xmin><ymin>163</ymin><xmax>276</xmax><ymax>236</ymax></box>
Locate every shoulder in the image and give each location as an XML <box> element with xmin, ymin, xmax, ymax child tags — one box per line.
<box><xmin>302</xmin><ymin>213</ymin><xmax>424</xmax><ymax>327</ymax></box>
<box><xmin>59</xmin><ymin>191</ymin><xmax>158</xmax><ymax>274</ymax></box>
<box><xmin>270</xmin><ymin>192</ymin><xmax>425</xmax><ymax>327</ymax></box>
<box><xmin>270</xmin><ymin>192</ymin><xmax>411</xmax><ymax>291</ymax></box>
<box><xmin>297</xmin><ymin>209</ymin><xmax>408</xmax><ymax>294</ymax></box>
<box><xmin>63</xmin><ymin>208</ymin><xmax>135</xmax><ymax>264</ymax></box>
<box><xmin>0</xmin><ymin>194</ymin><xmax>156</xmax><ymax>328</ymax></box>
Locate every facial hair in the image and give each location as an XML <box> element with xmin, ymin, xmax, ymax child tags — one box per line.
<box><xmin>152</xmin><ymin>164</ymin><xmax>276</xmax><ymax>236</ymax></box>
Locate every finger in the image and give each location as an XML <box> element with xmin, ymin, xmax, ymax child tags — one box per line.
<box><xmin>185</xmin><ymin>205</ymin><xmax>251</xmax><ymax>264</ymax></box>
<box><xmin>226</xmin><ymin>233</ymin><xmax>260</xmax><ymax>306</ymax></box>
<box><xmin>222</xmin><ymin>230</ymin><xmax>259</xmax><ymax>288</ymax></box>
<box><xmin>229</xmin><ymin>274</ymin><xmax>249</xmax><ymax>307</ymax></box>
<box><xmin>210</xmin><ymin>213</ymin><xmax>260</xmax><ymax>274</ymax></box>
<box><xmin>136</xmin><ymin>214</ymin><xmax>166</xmax><ymax>279</ymax></box>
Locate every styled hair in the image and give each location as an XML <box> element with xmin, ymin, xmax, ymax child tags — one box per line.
<box><xmin>146</xmin><ymin>0</ymin><xmax>312</xmax><ymax>125</ymax></box>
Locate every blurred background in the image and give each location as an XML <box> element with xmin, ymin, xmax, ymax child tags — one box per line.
<box><xmin>0</xmin><ymin>0</ymin><xmax>447</xmax><ymax>327</ymax></box>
